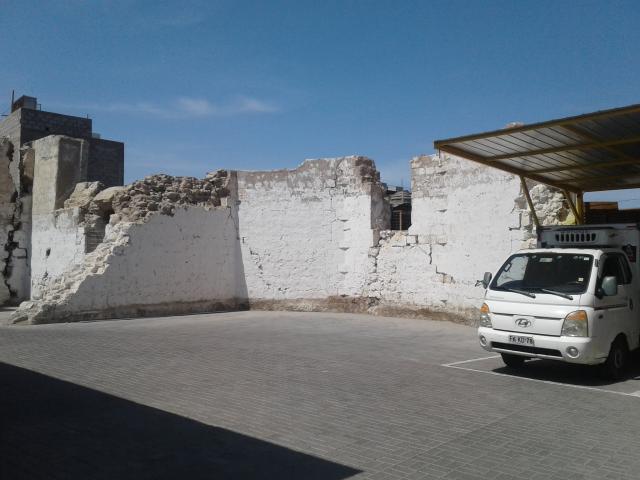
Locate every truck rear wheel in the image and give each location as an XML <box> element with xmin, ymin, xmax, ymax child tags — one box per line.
<box><xmin>602</xmin><ymin>337</ymin><xmax>629</xmax><ymax>380</ymax></box>
<box><xmin>501</xmin><ymin>353</ymin><xmax>526</xmax><ymax>368</ymax></box>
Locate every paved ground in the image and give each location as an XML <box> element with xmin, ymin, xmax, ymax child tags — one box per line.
<box><xmin>2</xmin><ymin>311</ymin><xmax>640</xmax><ymax>479</ymax></box>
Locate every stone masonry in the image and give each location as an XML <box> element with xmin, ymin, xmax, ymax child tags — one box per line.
<box><xmin>15</xmin><ymin>170</ymin><xmax>239</xmax><ymax>324</ymax></box>
<box><xmin>9</xmin><ymin>149</ymin><xmax>566</xmax><ymax>325</ymax></box>
<box><xmin>0</xmin><ymin>139</ymin><xmax>33</xmax><ymax>303</ymax></box>
<box><xmin>362</xmin><ymin>154</ymin><xmax>569</xmax><ymax>323</ymax></box>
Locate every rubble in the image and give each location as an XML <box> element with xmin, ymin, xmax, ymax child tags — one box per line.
<box><xmin>64</xmin><ymin>182</ymin><xmax>105</xmax><ymax>210</ymax></box>
<box><xmin>61</xmin><ymin>170</ymin><xmax>232</xmax><ymax>227</ymax></box>
<box><xmin>106</xmin><ymin>170</ymin><xmax>230</xmax><ymax>224</ymax></box>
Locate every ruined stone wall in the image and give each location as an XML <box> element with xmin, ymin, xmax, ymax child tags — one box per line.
<box><xmin>17</xmin><ymin>207</ymin><xmax>246</xmax><ymax>324</ymax></box>
<box><xmin>12</xmin><ymin>151</ymin><xmax>567</xmax><ymax>325</ymax></box>
<box><xmin>30</xmin><ymin>208</ymin><xmax>88</xmax><ymax>299</ymax></box>
<box><xmin>365</xmin><ymin>153</ymin><xmax>568</xmax><ymax>323</ymax></box>
<box><xmin>28</xmin><ymin>136</ymin><xmax>90</xmax><ymax>301</ymax></box>
<box><xmin>0</xmin><ymin>140</ymin><xmax>16</xmax><ymax>304</ymax></box>
<box><xmin>15</xmin><ymin>171</ymin><xmax>245</xmax><ymax>324</ymax></box>
<box><xmin>0</xmin><ymin>139</ymin><xmax>33</xmax><ymax>304</ymax></box>
<box><xmin>236</xmin><ymin>156</ymin><xmax>388</xmax><ymax>312</ymax></box>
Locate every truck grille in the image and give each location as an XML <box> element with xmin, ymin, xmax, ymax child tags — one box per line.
<box><xmin>555</xmin><ymin>232</ymin><xmax>597</xmax><ymax>243</ymax></box>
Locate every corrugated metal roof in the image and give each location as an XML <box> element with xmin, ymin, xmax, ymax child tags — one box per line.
<box><xmin>433</xmin><ymin>104</ymin><xmax>640</xmax><ymax>193</ymax></box>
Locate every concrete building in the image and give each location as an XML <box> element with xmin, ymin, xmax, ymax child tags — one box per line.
<box><xmin>0</xmin><ymin>95</ymin><xmax>124</xmax><ymax>187</ymax></box>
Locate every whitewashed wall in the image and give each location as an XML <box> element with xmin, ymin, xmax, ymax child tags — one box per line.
<box><xmin>17</xmin><ymin>206</ymin><xmax>247</xmax><ymax>323</ymax></box>
<box><xmin>236</xmin><ymin>157</ymin><xmax>387</xmax><ymax>311</ymax></box>
<box><xmin>367</xmin><ymin>153</ymin><xmax>564</xmax><ymax>323</ymax></box>
<box><xmin>30</xmin><ymin>208</ymin><xmax>87</xmax><ymax>299</ymax></box>
<box><xmin>16</xmin><ymin>153</ymin><xmax>566</xmax><ymax>325</ymax></box>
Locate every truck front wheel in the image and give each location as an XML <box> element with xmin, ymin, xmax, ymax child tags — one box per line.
<box><xmin>602</xmin><ymin>337</ymin><xmax>629</xmax><ymax>380</ymax></box>
<box><xmin>501</xmin><ymin>353</ymin><xmax>526</xmax><ymax>368</ymax></box>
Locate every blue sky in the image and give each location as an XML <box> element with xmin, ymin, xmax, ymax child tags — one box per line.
<box><xmin>1</xmin><ymin>0</ymin><xmax>639</xmax><ymax>204</ymax></box>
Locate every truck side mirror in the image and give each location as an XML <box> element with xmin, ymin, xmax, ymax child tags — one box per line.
<box><xmin>482</xmin><ymin>272</ymin><xmax>493</xmax><ymax>289</ymax></box>
<box><xmin>601</xmin><ymin>276</ymin><xmax>618</xmax><ymax>297</ymax></box>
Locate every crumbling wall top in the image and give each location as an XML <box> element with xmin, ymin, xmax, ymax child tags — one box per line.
<box><xmin>236</xmin><ymin>156</ymin><xmax>381</xmax><ymax>195</ymax></box>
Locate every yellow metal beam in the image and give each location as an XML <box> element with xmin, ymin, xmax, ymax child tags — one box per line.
<box><xmin>521</xmin><ymin>176</ymin><xmax>541</xmax><ymax>229</ymax></box>
<box><xmin>577</xmin><ymin>193</ymin><xmax>585</xmax><ymax>224</ymax></box>
<box><xmin>562</xmin><ymin>189</ymin><xmax>581</xmax><ymax>225</ymax></box>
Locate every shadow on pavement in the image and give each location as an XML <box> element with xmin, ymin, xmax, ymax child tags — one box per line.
<box><xmin>492</xmin><ymin>352</ymin><xmax>640</xmax><ymax>387</ymax></box>
<box><xmin>0</xmin><ymin>362</ymin><xmax>360</xmax><ymax>480</ymax></box>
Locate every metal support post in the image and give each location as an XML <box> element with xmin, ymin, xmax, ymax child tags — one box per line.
<box><xmin>520</xmin><ymin>176</ymin><xmax>541</xmax><ymax>229</ymax></box>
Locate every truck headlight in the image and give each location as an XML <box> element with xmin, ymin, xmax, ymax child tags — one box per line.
<box><xmin>561</xmin><ymin>310</ymin><xmax>588</xmax><ymax>337</ymax></box>
<box><xmin>479</xmin><ymin>303</ymin><xmax>492</xmax><ymax>328</ymax></box>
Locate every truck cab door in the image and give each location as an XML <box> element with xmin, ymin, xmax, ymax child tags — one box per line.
<box><xmin>595</xmin><ymin>254</ymin><xmax>635</xmax><ymax>349</ymax></box>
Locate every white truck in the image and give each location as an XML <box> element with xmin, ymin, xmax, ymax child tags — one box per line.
<box><xmin>478</xmin><ymin>223</ymin><xmax>640</xmax><ymax>379</ymax></box>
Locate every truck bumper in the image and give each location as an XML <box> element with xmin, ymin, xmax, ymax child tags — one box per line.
<box><xmin>478</xmin><ymin>327</ymin><xmax>607</xmax><ymax>365</ymax></box>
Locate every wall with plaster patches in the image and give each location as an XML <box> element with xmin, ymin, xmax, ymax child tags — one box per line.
<box><xmin>366</xmin><ymin>154</ymin><xmax>566</xmax><ymax>323</ymax></box>
<box><xmin>236</xmin><ymin>156</ymin><xmax>388</xmax><ymax>311</ymax></box>
<box><xmin>14</xmin><ymin>152</ymin><xmax>566</xmax><ymax>325</ymax></box>
<box><xmin>17</xmin><ymin>206</ymin><xmax>247</xmax><ymax>323</ymax></box>
<box><xmin>30</xmin><ymin>208</ymin><xmax>87</xmax><ymax>299</ymax></box>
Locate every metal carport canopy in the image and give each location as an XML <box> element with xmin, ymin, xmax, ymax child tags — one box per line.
<box><xmin>433</xmin><ymin>103</ymin><xmax>640</xmax><ymax>195</ymax></box>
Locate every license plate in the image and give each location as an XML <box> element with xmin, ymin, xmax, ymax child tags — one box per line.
<box><xmin>508</xmin><ymin>335</ymin><xmax>534</xmax><ymax>346</ymax></box>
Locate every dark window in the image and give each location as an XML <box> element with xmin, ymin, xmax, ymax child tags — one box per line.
<box><xmin>601</xmin><ymin>254</ymin><xmax>632</xmax><ymax>285</ymax></box>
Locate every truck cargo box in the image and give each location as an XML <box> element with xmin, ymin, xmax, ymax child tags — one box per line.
<box><xmin>537</xmin><ymin>223</ymin><xmax>639</xmax><ymax>266</ymax></box>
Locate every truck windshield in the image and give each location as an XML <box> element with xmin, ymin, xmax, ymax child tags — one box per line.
<box><xmin>491</xmin><ymin>253</ymin><xmax>593</xmax><ymax>295</ymax></box>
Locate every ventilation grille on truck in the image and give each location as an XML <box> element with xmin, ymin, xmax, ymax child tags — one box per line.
<box><xmin>555</xmin><ymin>232</ymin><xmax>597</xmax><ymax>243</ymax></box>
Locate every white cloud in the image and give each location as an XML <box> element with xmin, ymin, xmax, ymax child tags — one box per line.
<box><xmin>53</xmin><ymin>96</ymin><xmax>280</xmax><ymax>119</ymax></box>
<box><xmin>176</xmin><ymin>97</ymin><xmax>218</xmax><ymax>116</ymax></box>
<box><xmin>234</xmin><ymin>96</ymin><xmax>279</xmax><ymax>114</ymax></box>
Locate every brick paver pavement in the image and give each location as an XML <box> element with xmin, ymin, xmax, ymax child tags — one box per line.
<box><xmin>1</xmin><ymin>311</ymin><xmax>640</xmax><ymax>479</ymax></box>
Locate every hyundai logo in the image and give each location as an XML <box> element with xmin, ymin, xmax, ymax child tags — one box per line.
<box><xmin>515</xmin><ymin>318</ymin><xmax>532</xmax><ymax>328</ymax></box>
